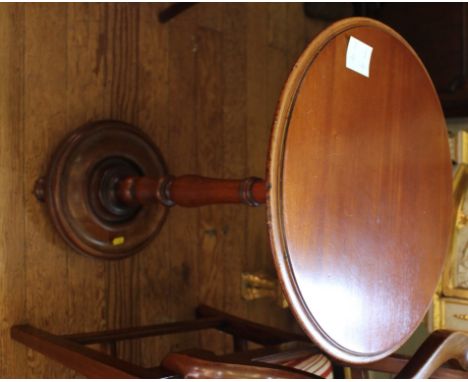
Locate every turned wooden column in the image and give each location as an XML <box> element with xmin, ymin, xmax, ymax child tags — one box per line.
<box><xmin>116</xmin><ymin>175</ymin><xmax>267</xmax><ymax>207</ymax></box>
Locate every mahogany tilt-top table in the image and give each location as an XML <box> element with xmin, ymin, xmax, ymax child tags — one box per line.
<box><xmin>35</xmin><ymin>18</ymin><xmax>453</xmax><ymax>364</ymax></box>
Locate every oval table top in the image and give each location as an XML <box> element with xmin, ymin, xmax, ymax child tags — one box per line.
<box><xmin>267</xmin><ymin>17</ymin><xmax>453</xmax><ymax>364</ymax></box>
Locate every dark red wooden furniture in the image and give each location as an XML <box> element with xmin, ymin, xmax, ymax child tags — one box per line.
<box><xmin>10</xmin><ymin>305</ymin><xmax>323</xmax><ymax>378</ymax></box>
<box><xmin>32</xmin><ymin>16</ymin><xmax>455</xmax><ymax>367</ymax></box>
<box><xmin>10</xmin><ymin>305</ymin><xmax>468</xmax><ymax>378</ymax></box>
<box><xmin>267</xmin><ymin>17</ymin><xmax>453</xmax><ymax>364</ymax></box>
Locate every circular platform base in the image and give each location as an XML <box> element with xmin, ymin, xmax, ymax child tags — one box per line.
<box><xmin>40</xmin><ymin>120</ymin><xmax>168</xmax><ymax>259</ymax></box>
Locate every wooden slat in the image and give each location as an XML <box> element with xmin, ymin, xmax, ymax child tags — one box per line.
<box><xmin>166</xmin><ymin>3</ymin><xmax>200</xmax><ymax>354</ymax></box>
<box><xmin>161</xmin><ymin>351</ymin><xmax>319</xmax><ymax>379</ymax></box>
<box><xmin>24</xmin><ymin>4</ymin><xmax>72</xmax><ymax>377</ymax></box>
<box><xmin>245</xmin><ymin>2</ymin><xmax>295</xmax><ymax>332</ymax></box>
<box><xmin>221</xmin><ymin>3</ymin><xmax>249</xmax><ymax>336</ymax></box>
<box><xmin>11</xmin><ymin>325</ymin><xmax>157</xmax><ymax>378</ymax></box>
<box><xmin>102</xmin><ymin>3</ymin><xmax>142</xmax><ymax>365</ymax></box>
<box><xmin>194</xmin><ymin>21</ymin><xmax>226</xmax><ymax>353</ymax></box>
<box><xmin>245</xmin><ymin>2</ymin><xmax>271</xmax><ymax>332</ymax></box>
<box><xmin>261</xmin><ymin>39</ymin><xmax>292</xmax><ymax>331</ymax></box>
<box><xmin>0</xmin><ymin>3</ymin><xmax>26</xmax><ymax>377</ymax></box>
<box><xmin>196</xmin><ymin>305</ymin><xmax>308</xmax><ymax>345</ymax></box>
<box><xmin>65</xmin><ymin>4</ymin><xmax>107</xmax><ymax>363</ymax></box>
<box><xmin>283</xmin><ymin>4</ymin><xmax>307</xmax><ymax>62</ymax></box>
<box><xmin>137</xmin><ymin>2</ymin><xmax>172</xmax><ymax>368</ymax></box>
<box><xmin>64</xmin><ymin>317</ymin><xmax>224</xmax><ymax>344</ymax></box>
<box><xmin>267</xmin><ymin>3</ymin><xmax>289</xmax><ymax>51</ymax></box>
<box><xmin>196</xmin><ymin>3</ymin><xmax>223</xmax><ymax>32</ymax></box>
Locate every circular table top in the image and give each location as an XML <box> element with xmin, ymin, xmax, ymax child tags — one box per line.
<box><xmin>267</xmin><ymin>17</ymin><xmax>453</xmax><ymax>364</ymax></box>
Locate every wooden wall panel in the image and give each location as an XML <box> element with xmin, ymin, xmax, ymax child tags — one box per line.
<box><xmin>0</xmin><ymin>4</ymin><xmax>26</xmax><ymax>377</ymax></box>
<box><xmin>245</xmin><ymin>3</ymin><xmax>281</xmax><ymax>329</ymax></box>
<box><xmin>101</xmin><ymin>4</ymin><xmax>142</xmax><ymax>365</ymax></box>
<box><xmin>166</xmin><ymin>4</ymin><xmax>200</xmax><ymax>354</ymax></box>
<box><xmin>222</xmin><ymin>3</ymin><xmax>248</xmax><ymax>334</ymax></box>
<box><xmin>195</xmin><ymin>25</ymin><xmax>226</xmax><ymax>353</ymax></box>
<box><xmin>0</xmin><ymin>3</ymin><xmax>326</xmax><ymax>376</ymax></box>
<box><xmin>137</xmin><ymin>3</ymin><xmax>172</xmax><ymax>368</ymax></box>
<box><xmin>24</xmin><ymin>4</ymin><xmax>73</xmax><ymax>377</ymax></box>
<box><xmin>66</xmin><ymin>3</ymin><xmax>107</xmax><ymax>355</ymax></box>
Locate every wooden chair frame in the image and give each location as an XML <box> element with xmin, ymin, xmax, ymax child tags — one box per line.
<box><xmin>10</xmin><ymin>305</ymin><xmax>468</xmax><ymax>378</ymax></box>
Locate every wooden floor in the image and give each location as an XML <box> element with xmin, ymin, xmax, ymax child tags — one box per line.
<box><xmin>0</xmin><ymin>3</ymin><xmax>328</xmax><ymax>377</ymax></box>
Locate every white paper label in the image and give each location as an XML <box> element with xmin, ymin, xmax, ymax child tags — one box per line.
<box><xmin>346</xmin><ymin>36</ymin><xmax>373</xmax><ymax>78</ymax></box>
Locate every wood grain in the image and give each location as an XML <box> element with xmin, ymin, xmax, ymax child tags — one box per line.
<box><xmin>102</xmin><ymin>4</ymin><xmax>141</xmax><ymax>365</ymax></box>
<box><xmin>267</xmin><ymin>18</ymin><xmax>453</xmax><ymax>363</ymax></box>
<box><xmin>221</xmin><ymin>2</ymin><xmax>249</xmax><ymax>343</ymax></box>
<box><xmin>24</xmin><ymin>4</ymin><xmax>73</xmax><ymax>377</ymax></box>
<box><xmin>166</xmin><ymin>3</ymin><xmax>200</xmax><ymax>355</ymax></box>
<box><xmin>245</xmin><ymin>3</ymin><xmax>275</xmax><ymax>335</ymax></box>
<box><xmin>161</xmin><ymin>352</ymin><xmax>318</xmax><ymax>378</ymax></box>
<box><xmin>246</xmin><ymin>3</ymin><xmax>296</xmax><ymax>335</ymax></box>
<box><xmin>0</xmin><ymin>4</ymin><xmax>26</xmax><ymax>377</ymax></box>
<box><xmin>66</xmin><ymin>5</ymin><xmax>107</xmax><ymax>361</ymax></box>
<box><xmin>195</xmin><ymin>23</ymin><xmax>226</xmax><ymax>353</ymax></box>
<box><xmin>137</xmin><ymin>2</ymin><xmax>171</xmax><ymax>368</ymax></box>
<box><xmin>0</xmin><ymin>3</ymin><xmax>324</xmax><ymax>376</ymax></box>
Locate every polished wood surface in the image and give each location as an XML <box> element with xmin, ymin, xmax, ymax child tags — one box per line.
<box><xmin>354</xmin><ymin>353</ymin><xmax>468</xmax><ymax>379</ymax></box>
<box><xmin>10</xmin><ymin>305</ymin><xmax>318</xmax><ymax>379</ymax></box>
<box><xmin>268</xmin><ymin>18</ymin><xmax>453</xmax><ymax>363</ymax></box>
<box><xmin>35</xmin><ymin>118</ymin><xmax>266</xmax><ymax>259</ymax></box>
<box><xmin>117</xmin><ymin>175</ymin><xmax>266</xmax><ymax>207</ymax></box>
<box><xmin>10</xmin><ymin>325</ymin><xmax>152</xmax><ymax>378</ymax></box>
<box><xmin>0</xmin><ymin>4</ymin><xmax>324</xmax><ymax>377</ymax></box>
<box><xmin>12</xmin><ymin>305</ymin><xmax>468</xmax><ymax>378</ymax></box>
<box><xmin>162</xmin><ymin>328</ymin><xmax>468</xmax><ymax>379</ymax></box>
<box><xmin>35</xmin><ymin>120</ymin><xmax>169</xmax><ymax>259</ymax></box>
<box><xmin>2</xmin><ymin>3</ymin><xmax>453</xmax><ymax>375</ymax></box>
<box><xmin>161</xmin><ymin>352</ymin><xmax>316</xmax><ymax>378</ymax></box>
<box><xmin>396</xmin><ymin>330</ymin><xmax>468</xmax><ymax>378</ymax></box>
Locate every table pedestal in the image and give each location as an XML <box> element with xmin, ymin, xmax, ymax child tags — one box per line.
<box><xmin>35</xmin><ymin>120</ymin><xmax>264</xmax><ymax>259</ymax></box>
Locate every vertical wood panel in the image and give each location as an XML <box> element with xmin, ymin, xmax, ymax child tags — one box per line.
<box><xmin>283</xmin><ymin>4</ymin><xmax>306</xmax><ymax>65</ymax></box>
<box><xmin>66</xmin><ymin>3</ymin><xmax>107</xmax><ymax>352</ymax></box>
<box><xmin>245</xmin><ymin>3</ymin><xmax>272</xmax><ymax>327</ymax></box>
<box><xmin>261</xmin><ymin>43</ymin><xmax>293</xmax><ymax>329</ymax></box>
<box><xmin>221</xmin><ymin>3</ymin><xmax>248</xmax><ymax>331</ymax></box>
<box><xmin>24</xmin><ymin>4</ymin><xmax>72</xmax><ymax>377</ymax></box>
<box><xmin>195</xmin><ymin>25</ymin><xmax>225</xmax><ymax>353</ymax></box>
<box><xmin>101</xmin><ymin>3</ymin><xmax>141</xmax><ymax>364</ymax></box>
<box><xmin>0</xmin><ymin>4</ymin><xmax>26</xmax><ymax>377</ymax></box>
<box><xmin>268</xmin><ymin>3</ymin><xmax>289</xmax><ymax>50</ymax></box>
<box><xmin>137</xmin><ymin>2</ymin><xmax>171</xmax><ymax>367</ymax></box>
<box><xmin>166</xmin><ymin>5</ymin><xmax>200</xmax><ymax>353</ymax></box>
<box><xmin>197</xmin><ymin>3</ymin><xmax>224</xmax><ymax>32</ymax></box>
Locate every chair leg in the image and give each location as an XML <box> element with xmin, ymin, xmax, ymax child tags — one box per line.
<box><xmin>196</xmin><ymin>304</ymin><xmax>308</xmax><ymax>345</ymax></box>
<box><xmin>158</xmin><ymin>3</ymin><xmax>197</xmax><ymax>23</ymax></box>
<box><xmin>11</xmin><ymin>305</ymin><xmax>313</xmax><ymax>378</ymax></box>
<box><xmin>10</xmin><ymin>325</ymin><xmax>165</xmax><ymax>378</ymax></box>
<box><xmin>64</xmin><ymin>316</ymin><xmax>223</xmax><ymax>345</ymax></box>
